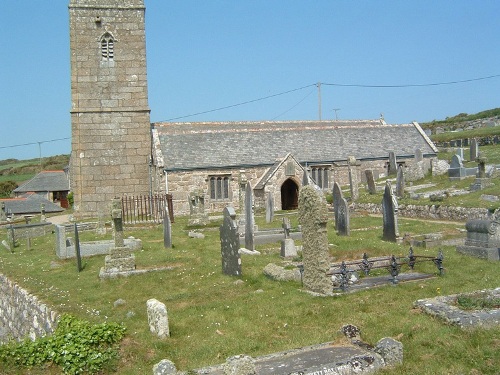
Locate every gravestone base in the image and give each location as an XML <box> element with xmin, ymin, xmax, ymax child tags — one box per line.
<box><xmin>470</xmin><ymin>178</ymin><xmax>493</xmax><ymax>192</ymax></box>
<box><xmin>280</xmin><ymin>238</ymin><xmax>297</xmax><ymax>258</ymax></box>
<box><xmin>456</xmin><ymin>244</ymin><xmax>500</xmax><ymax>261</ymax></box>
<box><xmin>101</xmin><ymin>246</ymin><xmax>136</xmax><ymax>277</ymax></box>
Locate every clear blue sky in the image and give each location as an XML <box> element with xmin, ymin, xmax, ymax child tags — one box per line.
<box><xmin>1</xmin><ymin>1</ymin><xmax>499</xmax><ymax>161</ymax></box>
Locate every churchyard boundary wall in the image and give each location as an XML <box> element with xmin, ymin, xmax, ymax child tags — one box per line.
<box><xmin>0</xmin><ymin>273</ymin><xmax>59</xmax><ymax>343</ymax></box>
<box><xmin>353</xmin><ymin>203</ymin><xmax>491</xmax><ymax>221</ymax></box>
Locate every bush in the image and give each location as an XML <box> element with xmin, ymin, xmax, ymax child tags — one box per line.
<box><xmin>0</xmin><ymin>314</ymin><xmax>126</xmax><ymax>374</ymax></box>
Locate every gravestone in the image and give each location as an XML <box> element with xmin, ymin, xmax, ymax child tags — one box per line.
<box><xmin>336</xmin><ymin>196</ymin><xmax>350</xmax><ymax>236</ymax></box>
<box><xmin>347</xmin><ymin>156</ymin><xmax>359</xmax><ymax>201</ymax></box>
<box><xmin>414</xmin><ymin>148</ymin><xmax>423</xmax><ymax>162</ymax></box>
<box><xmin>74</xmin><ymin>223</ymin><xmax>83</xmax><ymax>272</ymax></box>
<box><xmin>388</xmin><ymin>151</ymin><xmax>397</xmax><ymax>175</ymax></box>
<box><xmin>0</xmin><ymin>202</ymin><xmax>5</xmax><ymax>221</ymax></box>
<box><xmin>382</xmin><ymin>181</ymin><xmax>399</xmax><ymax>242</ymax></box>
<box><xmin>365</xmin><ymin>169</ymin><xmax>377</xmax><ymax>194</ymax></box>
<box><xmin>220</xmin><ymin>206</ymin><xmax>241</xmax><ymax>276</ymax></box>
<box><xmin>302</xmin><ymin>168</ymin><xmax>309</xmax><ymax>186</ymax></box>
<box><xmin>396</xmin><ymin>165</ymin><xmax>405</xmax><ymax>198</ymax></box>
<box><xmin>470</xmin><ymin>138</ymin><xmax>479</xmax><ymax>161</ymax></box>
<box><xmin>280</xmin><ymin>217</ymin><xmax>297</xmax><ymax>258</ymax></box>
<box><xmin>238</xmin><ymin>170</ymin><xmax>248</xmax><ymax>226</ymax></box>
<box><xmin>332</xmin><ymin>182</ymin><xmax>343</xmax><ymax>231</ymax></box>
<box><xmin>298</xmin><ymin>185</ymin><xmax>331</xmax><ymax>295</ymax></box>
<box><xmin>456</xmin><ymin>210</ymin><xmax>500</xmax><ymax>261</ymax></box>
<box><xmin>188</xmin><ymin>191</ymin><xmax>209</xmax><ymax>226</ymax></box>
<box><xmin>147</xmin><ymin>298</ymin><xmax>170</xmax><ymax>338</ymax></box>
<box><xmin>244</xmin><ymin>182</ymin><xmax>255</xmax><ymax>251</ymax></box>
<box><xmin>456</xmin><ymin>148</ymin><xmax>464</xmax><ymax>161</ymax></box>
<box><xmin>163</xmin><ymin>206</ymin><xmax>172</xmax><ymax>248</ymax></box>
<box><xmin>470</xmin><ymin>156</ymin><xmax>492</xmax><ymax>191</ymax></box>
<box><xmin>265</xmin><ymin>193</ymin><xmax>274</xmax><ymax>223</ymax></box>
<box><xmin>101</xmin><ymin>198</ymin><xmax>136</xmax><ymax>276</ymax></box>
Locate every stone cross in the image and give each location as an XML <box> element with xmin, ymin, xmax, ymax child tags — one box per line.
<box><xmin>111</xmin><ymin>197</ymin><xmax>124</xmax><ymax>248</ymax></box>
<box><xmin>388</xmin><ymin>152</ymin><xmax>397</xmax><ymax>175</ymax></box>
<box><xmin>396</xmin><ymin>165</ymin><xmax>405</xmax><ymax>198</ymax></box>
<box><xmin>282</xmin><ymin>217</ymin><xmax>291</xmax><ymax>239</ymax></box>
<box><xmin>280</xmin><ymin>217</ymin><xmax>297</xmax><ymax>258</ymax></box>
<box><xmin>265</xmin><ymin>192</ymin><xmax>274</xmax><ymax>223</ymax></box>
<box><xmin>238</xmin><ymin>169</ymin><xmax>248</xmax><ymax>225</ymax></box>
<box><xmin>220</xmin><ymin>206</ymin><xmax>242</xmax><ymax>276</ymax></box>
<box><xmin>365</xmin><ymin>169</ymin><xmax>377</xmax><ymax>195</ymax></box>
<box><xmin>382</xmin><ymin>181</ymin><xmax>399</xmax><ymax>242</ymax></box>
<box><xmin>477</xmin><ymin>156</ymin><xmax>487</xmax><ymax>178</ymax></box>
<box><xmin>244</xmin><ymin>182</ymin><xmax>255</xmax><ymax>251</ymax></box>
<box><xmin>298</xmin><ymin>185</ymin><xmax>331</xmax><ymax>295</ymax></box>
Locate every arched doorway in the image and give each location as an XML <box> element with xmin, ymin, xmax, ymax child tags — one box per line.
<box><xmin>281</xmin><ymin>178</ymin><xmax>299</xmax><ymax>210</ymax></box>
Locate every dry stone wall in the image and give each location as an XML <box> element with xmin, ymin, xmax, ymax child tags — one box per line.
<box><xmin>0</xmin><ymin>274</ymin><xmax>59</xmax><ymax>343</ymax></box>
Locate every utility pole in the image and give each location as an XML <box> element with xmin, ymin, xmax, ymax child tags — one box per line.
<box><xmin>316</xmin><ymin>82</ymin><xmax>322</xmax><ymax>121</ymax></box>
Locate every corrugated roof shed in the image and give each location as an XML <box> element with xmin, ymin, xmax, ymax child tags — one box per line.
<box><xmin>153</xmin><ymin>120</ymin><xmax>437</xmax><ymax>171</ymax></box>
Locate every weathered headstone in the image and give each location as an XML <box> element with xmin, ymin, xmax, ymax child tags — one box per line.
<box><xmin>365</xmin><ymin>169</ymin><xmax>377</xmax><ymax>194</ymax></box>
<box><xmin>163</xmin><ymin>206</ymin><xmax>172</xmax><ymax>248</ymax></box>
<box><xmin>238</xmin><ymin>170</ymin><xmax>248</xmax><ymax>226</ymax></box>
<box><xmin>382</xmin><ymin>181</ymin><xmax>399</xmax><ymax>242</ymax></box>
<box><xmin>265</xmin><ymin>193</ymin><xmax>274</xmax><ymax>223</ymax></box>
<box><xmin>456</xmin><ymin>210</ymin><xmax>500</xmax><ymax>261</ymax></box>
<box><xmin>244</xmin><ymin>182</ymin><xmax>255</xmax><ymax>251</ymax></box>
<box><xmin>455</xmin><ymin>148</ymin><xmax>464</xmax><ymax>161</ymax></box>
<box><xmin>477</xmin><ymin>156</ymin><xmax>487</xmax><ymax>178</ymax></box>
<box><xmin>388</xmin><ymin>151</ymin><xmax>397</xmax><ymax>175</ymax></box>
<box><xmin>0</xmin><ymin>202</ymin><xmax>5</xmax><ymax>222</ymax></box>
<box><xmin>280</xmin><ymin>217</ymin><xmax>297</xmax><ymax>258</ymax></box>
<box><xmin>347</xmin><ymin>156</ymin><xmax>359</xmax><ymax>201</ymax></box>
<box><xmin>188</xmin><ymin>191</ymin><xmax>209</xmax><ymax>226</ymax></box>
<box><xmin>396</xmin><ymin>165</ymin><xmax>405</xmax><ymax>198</ymax></box>
<box><xmin>147</xmin><ymin>298</ymin><xmax>170</xmax><ymax>338</ymax></box>
<box><xmin>414</xmin><ymin>148</ymin><xmax>423</xmax><ymax>162</ymax></box>
<box><xmin>336</xmin><ymin>196</ymin><xmax>350</xmax><ymax>236</ymax></box>
<box><xmin>332</xmin><ymin>182</ymin><xmax>343</xmax><ymax>231</ymax></box>
<box><xmin>220</xmin><ymin>206</ymin><xmax>241</xmax><ymax>276</ymax></box>
<box><xmin>470</xmin><ymin>138</ymin><xmax>479</xmax><ymax>161</ymax></box>
<box><xmin>298</xmin><ymin>185</ymin><xmax>331</xmax><ymax>295</ymax></box>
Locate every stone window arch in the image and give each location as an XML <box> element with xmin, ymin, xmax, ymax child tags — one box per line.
<box><xmin>100</xmin><ymin>32</ymin><xmax>115</xmax><ymax>61</ymax></box>
<box><xmin>310</xmin><ymin>166</ymin><xmax>330</xmax><ymax>189</ymax></box>
<box><xmin>209</xmin><ymin>175</ymin><xmax>230</xmax><ymax>200</ymax></box>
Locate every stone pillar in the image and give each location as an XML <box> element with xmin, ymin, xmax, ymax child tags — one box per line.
<box><xmin>298</xmin><ymin>185</ymin><xmax>331</xmax><ymax>295</ymax></box>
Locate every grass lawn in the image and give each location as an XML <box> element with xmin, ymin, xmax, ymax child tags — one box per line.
<box><xmin>1</xmin><ymin>211</ymin><xmax>499</xmax><ymax>374</ymax></box>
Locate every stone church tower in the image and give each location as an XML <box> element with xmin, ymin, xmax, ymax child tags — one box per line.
<box><xmin>69</xmin><ymin>0</ymin><xmax>151</xmax><ymax>218</ymax></box>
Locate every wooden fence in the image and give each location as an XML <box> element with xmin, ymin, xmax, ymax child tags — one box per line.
<box><xmin>121</xmin><ymin>194</ymin><xmax>173</xmax><ymax>225</ymax></box>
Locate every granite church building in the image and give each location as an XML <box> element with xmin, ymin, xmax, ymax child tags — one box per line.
<box><xmin>69</xmin><ymin>0</ymin><xmax>438</xmax><ymax>218</ymax></box>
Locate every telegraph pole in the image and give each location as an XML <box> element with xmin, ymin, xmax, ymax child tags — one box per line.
<box><xmin>316</xmin><ymin>82</ymin><xmax>322</xmax><ymax>121</ymax></box>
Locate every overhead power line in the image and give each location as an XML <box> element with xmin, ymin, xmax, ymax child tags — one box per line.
<box><xmin>0</xmin><ymin>137</ymin><xmax>70</xmax><ymax>150</ymax></box>
<box><xmin>159</xmin><ymin>73</ymin><xmax>500</xmax><ymax>122</ymax></box>
<box><xmin>322</xmin><ymin>74</ymin><xmax>500</xmax><ymax>88</ymax></box>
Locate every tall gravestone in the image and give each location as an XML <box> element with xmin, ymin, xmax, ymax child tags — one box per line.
<box><xmin>332</xmin><ymin>182</ymin><xmax>342</xmax><ymax>231</ymax></box>
<box><xmin>298</xmin><ymin>185</ymin><xmax>331</xmax><ymax>295</ymax></box>
<box><xmin>0</xmin><ymin>202</ymin><xmax>6</xmax><ymax>222</ymax></box>
<box><xmin>365</xmin><ymin>169</ymin><xmax>377</xmax><ymax>194</ymax></box>
<box><xmin>244</xmin><ymin>182</ymin><xmax>255</xmax><ymax>251</ymax></box>
<box><xmin>347</xmin><ymin>156</ymin><xmax>359</xmax><ymax>201</ymax></box>
<box><xmin>396</xmin><ymin>165</ymin><xmax>405</xmax><ymax>198</ymax></box>
<box><xmin>382</xmin><ymin>182</ymin><xmax>399</xmax><ymax>242</ymax></box>
<box><xmin>455</xmin><ymin>148</ymin><xmax>464</xmax><ymax>161</ymax></box>
<box><xmin>470</xmin><ymin>139</ymin><xmax>478</xmax><ymax>161</ymax></box>
<box><xmin>265</xmin><ymin>193</ymin><xmax>274</xmax><ymax>223</ymax></box>
<box><xmin>188</xmin><ymin>191</ymin><xmax>209</xmax><ymax>226</ymax></box>
<box><xmin>238</xmin><ymin>170</ymin><xmax>248</xmax><ymax>226</ymax></box>
<box><xmin>219</xmin><ymin>206</ymin><xmax>242</xmax><ymax>276</ymax></box>
<box><xmin>388</xmin><ymin>152</ymin><xmax>397</xmax><ymax>175</ymax></box>
<box><xmin>163</xmin><ymin>206</ymin><xmax>172</xmax><ymax>248</ymax></box>
<box><xmin>337</xmin><ymin>196</ymin><xmax>350</xmax><ymax>236</ymax></box>
<box><xmin>414</xmin><ymin>148</ymin><xmax>423</xmax><ymax>163</ymax></box>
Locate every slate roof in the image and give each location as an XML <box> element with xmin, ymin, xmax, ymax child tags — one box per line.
<box><xmin>153</xmin><ymin>120</ymin><xmax>438</xmax><ymax>172</ymax></box>
<box><xmin>1</xmin><ymin>194</ymin><xmax>64</xmax><ymax>215</ymax></box>
<box><xmin>13</xmin><ymin>170</ymin><xmax>69</xmax><ymax>193</ymax></box>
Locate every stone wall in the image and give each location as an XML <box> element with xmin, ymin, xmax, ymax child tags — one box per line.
<box><xmin>0</xmin><ymin>274</ymin><xmax>59</xmax><ymax>343</ymax></box>
<box><xmin>353</xmin><ymin>203</ymin><xmax>491</xmax><ymax>221</ymax></box>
